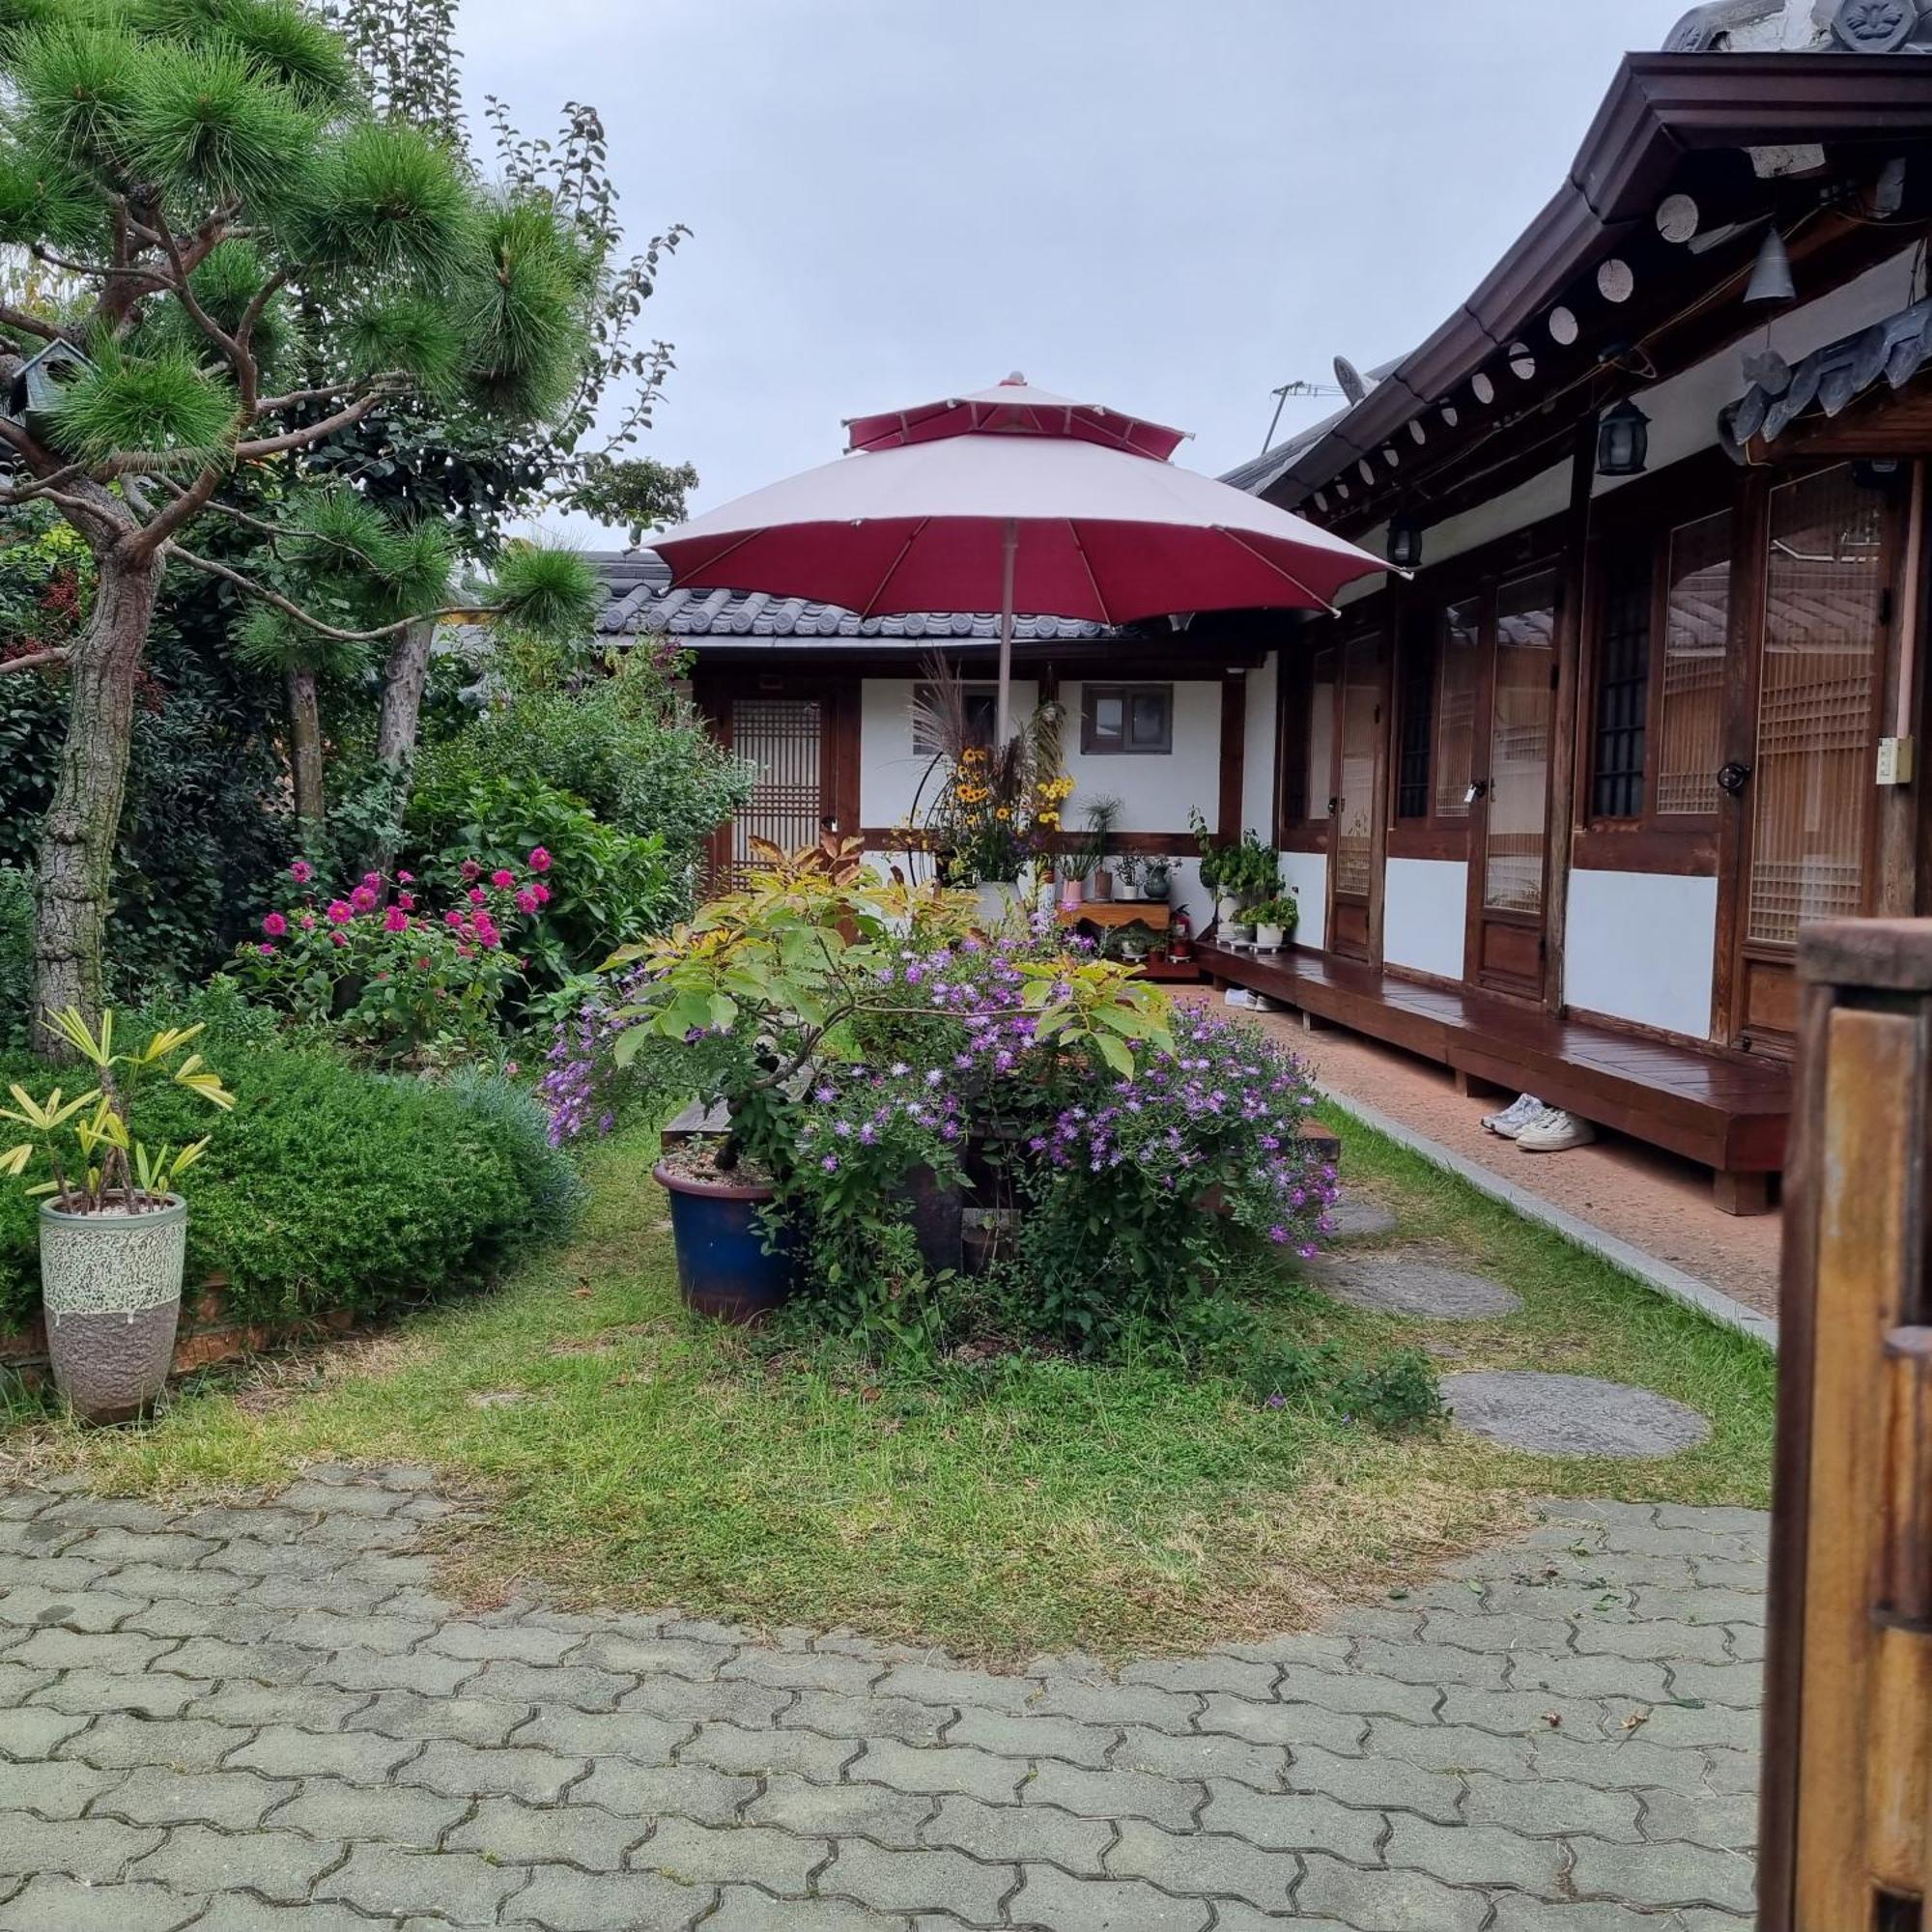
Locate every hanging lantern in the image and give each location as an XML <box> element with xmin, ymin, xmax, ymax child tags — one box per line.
<box><xmin>1596</xmin><ymin>399</ymin><xmax>1650</xmax><ymax>478</ymax></box>
<box><xmin>1387</xmin><ymin>514</ymin><xmax>1424</xmax><ymax>571</ymax></box>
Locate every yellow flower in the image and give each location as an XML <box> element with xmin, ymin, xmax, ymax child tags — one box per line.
<box><xmin>995</xmin><ymin>807</ymin><xmax>1010</xmax><ymax>821</ymax></box>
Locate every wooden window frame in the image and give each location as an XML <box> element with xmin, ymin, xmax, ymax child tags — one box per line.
<box><xmin>1387</xmin><ymin>582</ymin><xmax>1485</xmax><ymax>863</ymax></box>
<box><xmin>912</xmin><ymin>679</ymin><xmax>999</xmax><ymax>754</ymax></box>
<box><xmin>1573</xmin><ymin>457</ymin><xmax>1734</xmax><ymax>877</ymax></box>
<box><xmin>1080</xmin><ymin>681</ymin><xmax>1174</xmax><ymax>755</ymax></box>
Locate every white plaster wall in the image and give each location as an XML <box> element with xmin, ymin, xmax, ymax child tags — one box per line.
<box><xmin>858</xmin><ymin>676</ymin><xmax>1038</xmax><ymax>831</ymax></box>
<box><xmin>1241</xmin><ymin>657</ymin><xmax>1277</xmax><ymax>838</ymax></box>
<box><xmin>1058</xmin><ymin>679</ymin><xmax>1222</xmax><ymax>835</ymax></box>
<box><xmin>1383</xmin><ymin>858</ymin><xmax>1467</xmax><ymax>981</ymax></box>
<box><xmin>1279</xmin><ymin>851</ymin><xmax>1326</xmax><ymax>952</ymax></box>
<box><xmin>1562</xmin><ymin>868</ymin><xmax>1718</xmax><ymax>1041</ymax></box>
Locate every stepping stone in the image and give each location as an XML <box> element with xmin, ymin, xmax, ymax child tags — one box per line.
<box><xmin>1309</xmin><ymin>1254</ymin><xmax>1520</xmax><ymax>1320</ymax></box>
<box><xmin>1442</xmin><ymin>1371</ymin><xmax>1711</xmax><ymax>1459</ymax></box>
<box><xmin>1327</xmin><ymin>1198</ymin><xmax>1399</xmax><ymax>1238</ymax></box>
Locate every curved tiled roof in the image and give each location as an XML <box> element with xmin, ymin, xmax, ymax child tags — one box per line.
<box><xmin>589</xmin><ymin>551</ymin><xmax>1126</xmax><ymax>644</ymax></box>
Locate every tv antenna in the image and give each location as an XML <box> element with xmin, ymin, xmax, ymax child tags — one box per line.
<box><xmin>1261</xmin><ymin>376</ymin><xmax>1346</xmax><ymax>455</ymax></box>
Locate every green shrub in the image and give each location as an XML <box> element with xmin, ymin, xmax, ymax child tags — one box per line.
<box><xmin>412</xmin><ymin>653</ymin><xmax>751</xmax><ymax>901</ymax></box>
<box><xmin>0</xmin><ymin>1039</ymin><xmax>578</xmax><ymax>1331</ymax></box>
<box><xmin>438</xmin><ymin>1066</ymin><xmax>587</xmax><ymax>1249</ymax></box>
<box><xmin>0</xmin><ymin>867</ymin><xmax>30</xmax><ymax>1052</ymax></box>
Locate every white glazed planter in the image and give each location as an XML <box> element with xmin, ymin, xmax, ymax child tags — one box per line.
<box><xmin>1216</xmin><ymin>895</ymin><xmax>1241</xmax><ymax>926</ymax></box>
<box><xmin>40</xmin><ymin>1194</ymin><xmax>186</xmax><ymax>1424</ymax></box>
<box><xmin>1255</xmin><ymin>923</ymin><xmax>1287</xmax><ymax>949</ymax></box>
<box><xmin>1116</xmin><ymin>882</ymin><xmax>1144</xmax><ymax>902</ymax></box>
<box><xmin>971</xmin><ymin>881</ymin><xmax>1018</xmax><ymax>930</ymax></box>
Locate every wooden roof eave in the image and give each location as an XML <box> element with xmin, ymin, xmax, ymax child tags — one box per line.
<box><xmin>1267</xmin><ymin>52</ymin><xmax>1932</xmax><ymax>513</ymax></box>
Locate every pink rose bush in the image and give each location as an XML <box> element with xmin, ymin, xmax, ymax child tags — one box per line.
<box><xmin>240</xmin><ymin>853</ymin><xmax>554</xmax><ymax>1062</ymax></box>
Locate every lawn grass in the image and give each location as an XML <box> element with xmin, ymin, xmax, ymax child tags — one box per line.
<box><xmin>0</xmin><ymin>1108</ymin><xmax>1776</xmax><ymax>1662</ymax></box>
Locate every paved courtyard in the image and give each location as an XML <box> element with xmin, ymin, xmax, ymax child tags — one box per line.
<box><xmin>0</xmin><ymin>1467</ymin><xmax>1763</xmax><ymax>1930</ymax></box>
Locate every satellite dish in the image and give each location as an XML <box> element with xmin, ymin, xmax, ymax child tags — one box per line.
<box><xmin>1333</xmin><ymin>355</ymin><xmax>1374</xmax><ymax>406</ymax></box>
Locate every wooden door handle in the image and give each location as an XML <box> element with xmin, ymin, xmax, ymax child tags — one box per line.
<box><xmin>1880</xmin><ymin>1325</ymin><xmax>1932</xmax><ymax>1631</ymax></box>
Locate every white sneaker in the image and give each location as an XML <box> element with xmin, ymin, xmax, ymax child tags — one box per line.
<box><xmin>1224</xmin><ymin>988</ymin><xmax>1251</xmax><ymax>1008</ymax></box>
<box><xmin>1483</xmin><ymin>1093</ymin><xmax>1545</xmax><ymax>1138</ymax></box>
<box><xmin>1516</xmin><ymin>1107</ymin><xmax>1597</xmax><ymax>1152</ymax></box>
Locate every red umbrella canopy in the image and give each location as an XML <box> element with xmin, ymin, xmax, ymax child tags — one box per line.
<box><xmin>843</xmin><ymin>374</ymin><xmax>1190</xmax><ymax>462</ymax></box>
<box><xmin>653</xmin><ymin>377</ymin><xmax>1387</xmax><ymax>627</ymax></box>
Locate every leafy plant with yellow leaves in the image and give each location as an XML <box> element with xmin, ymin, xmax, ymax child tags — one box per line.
<box><xmin>0</xmin><ymin>1009</ymin><xmax>235</xmax><ymax>1214</ymax></box>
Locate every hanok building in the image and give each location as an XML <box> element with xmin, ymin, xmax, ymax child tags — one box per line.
<box><xmin>593</xmin><ymin>0</ymin><xmax>1932</xmax><ymax>1215</ymax></box>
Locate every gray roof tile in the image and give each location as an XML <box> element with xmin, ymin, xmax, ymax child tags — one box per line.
<box><xmin>584</xmin><ymin>551</ymin><xmax>1129</xmax><ymax>645</ymax></box>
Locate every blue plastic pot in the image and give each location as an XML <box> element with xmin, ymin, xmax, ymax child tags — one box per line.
<box><xmin>653</xmin><ymin>1161</ymin><xmax>797</xmax><ymax>1324</ymax></box>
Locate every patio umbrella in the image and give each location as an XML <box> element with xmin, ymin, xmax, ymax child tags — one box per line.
<box><xmin>652</xmin><ymin>377</ymin><xmax>1390</xmax><ymax>742</ymax></box>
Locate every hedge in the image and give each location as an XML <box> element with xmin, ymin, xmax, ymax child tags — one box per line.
<box><xmin>0</xmin><ymin>1044</ymin><xmax>582</xmax><ymax>1332</ymax></box>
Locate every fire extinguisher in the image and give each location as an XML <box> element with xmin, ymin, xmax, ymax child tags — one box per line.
<box><xmin>1170</xmin><ymin>907</ymin><xmax>1194</xmax><ymax>962</ymax></box>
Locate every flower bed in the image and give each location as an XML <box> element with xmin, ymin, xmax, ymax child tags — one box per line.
<box><xmin>541</xmin><ymin>841</ymin><xmax>1340</xmax><ymax>1354</ymax></box>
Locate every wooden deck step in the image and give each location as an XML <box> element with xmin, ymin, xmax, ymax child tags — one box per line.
<box><xmin>1195</xmin><ymin>941</ymin><xmax>1789</xmax><ymax>1215</ymax></box>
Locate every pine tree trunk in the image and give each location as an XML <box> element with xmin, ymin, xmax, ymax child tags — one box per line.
<box><xmin>31</xmin><ymin>551</ymin><xmax>164</xmax><ymax>1058</ymax></box>
<box><xmin>363</xmin><ymin>615</ymin><xmax>436</xmax><ymax>872</ymax></box>
<box><xmin>286</xmin><ymin>665</ymin><xmax>326</xmax><ymax>832</ymax></box>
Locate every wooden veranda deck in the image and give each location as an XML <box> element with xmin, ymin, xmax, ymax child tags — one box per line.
<box><xmin>1194</xmin><ymin>942</ymin><xmax>1790</xmax><ymax>1215</ymax></box>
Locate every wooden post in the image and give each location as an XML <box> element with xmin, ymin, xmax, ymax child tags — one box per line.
<box><xmin>1762</xmin><ymin>917</ymin><xmax>1932</xmax><ymax>1931</ymax></box>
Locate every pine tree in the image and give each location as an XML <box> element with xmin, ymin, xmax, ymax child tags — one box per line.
<box><xmin>0</xmin><ymin>0</ymin><xmax>603</xmax><ymax>1054</ymax></box>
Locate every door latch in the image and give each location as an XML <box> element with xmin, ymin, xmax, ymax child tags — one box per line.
<box><xmin>1327</xmin><ymin>795</ymin><xmax>1341</xmax><ymax>816</ymax></box>
<box><xmin>1464</xmin><ymin>779</ymin><xmax>1490</xmax><ymax>805</ymax></box>
<box><xmin>1717</xmin><ymin>762</ymin><xmax>1753</xmax><ymax>798</ymax></box>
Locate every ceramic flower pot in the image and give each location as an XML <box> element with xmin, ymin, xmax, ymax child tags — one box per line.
<box><xmin>972</xmin><ymin>881</ymin><xmax>1016</xmax><ymax>930</ymax></box>
<box><xmin>40</xmin><ymin>1194</ymin><xmax>187</xmax><ymax>1425</ymax></box>
<box><xmin>1117</xmin><ymin>882</ymin><xmax>1144</xmax><ymax>902</ymax></box>
<box><xmin>1216</xmin><ymin>894</ymin><xmax>1242</xmax><ymax>928</ymax></box>
<box><xmin>653</xmin><ymin>1161</ymin><xmax>797</xmax><ymax>1324</ymax></box>
<box><xmin>1256</xmin><ymin>923</ymin><xmax>1287</xmax><ymax>950</ymax></box>
<box><xmin>1061</xmin><ymin>878</ymin><xmax>1084</xmax><ymax>911</ymax></box>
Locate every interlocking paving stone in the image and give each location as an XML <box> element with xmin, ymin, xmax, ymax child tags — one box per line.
<box><xmin>447</xmin><ymin>1793</ymin><xmax>645</xmax><ymax>1868</ymax></box>
<box><xmin>747</xmin><ymin>1773</ymin><xmax>932</xmax><ymax>1846</ymax></box>
<box><xmin>130</xmin><ymin>1823</ymin><xmax>343</xmax><ymax>1903</ymax></box>
<box><xmin>1005</xmin><ymin>1866</ymin><xmax>1210</xmax><ymax>1931</ymax></box>
<box><xmin>821</xmin><ymin>1839</ymin><xmax>1015</xmax><ymax>1921</ymax></box>
<box><xmin>0</xmin><ymin>1475</ymin><xmax>1773</xmax><ymax>1930</ymax></box>
<box><xmin>504</xmin><ymin>1865</ymin><xmax>709</xmax><ymax>1930</ymax></box>
<box><xmin>0</xmin><ymin>1873</ymin><xmax>195</xmax><ymax>1931</ymax></box>
<box><xmin>1447</xmin><ymin>1371</ymin><xmax>1713</xmax><ymax>1458</ymax></box>
<box><xmin>315</xmin><ymin>1840</ymin><xmax>526</xmax><ymax>1920</ymax></box>
<box><xmin>268</xmin><ymin>1773</ymin><xmax>469</xmax><ymax>1844</ymax></box>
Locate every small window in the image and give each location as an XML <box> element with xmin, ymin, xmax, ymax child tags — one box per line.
<box><xmin>913</xmin><ymin>681</ymin><xmax>997</xmax><ymax>754</ymax></box>
<box><xmin>1655</xmin><ymin>510</ymin><xmax>1730</xmax><ymax>815</ymax></box>
<box><xmin>1395</xmin><ymin>625</ymin><xmax>1435</xmax><ymax>820</ymax></box>
<box><xmin>1433</xmin><ymin>599</ymin><xmax>1481</xmax><ymax>818</ymax></box>
<box><xmin>1591</xmin><ymin>543</ymin><xmax>1653</xmax><ymax>820</ymax></box>
<box><xmin>1081</xmin><ymin>682</ymin><xmax>1173</xmax><ymax>754</ymax></box>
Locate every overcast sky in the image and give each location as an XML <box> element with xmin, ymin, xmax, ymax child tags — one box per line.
<box><xmin>455</xmin><ymin>0</ymin><xmax>1693</xmax><ymax>544</ymax></box>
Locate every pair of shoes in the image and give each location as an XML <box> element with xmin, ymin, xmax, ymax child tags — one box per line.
<box><xmin>1516</xmin><ymin>1106</ymin><xmax>1597</xmax><ymax>1152</ymax></box>
<box><xmin>1482</xmin><ymin>1093</ymin><xmax>1544</xmax><ymax>1138</ymax></box>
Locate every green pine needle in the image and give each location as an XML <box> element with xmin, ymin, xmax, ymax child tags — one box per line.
<box><xmin>122</xmin><ymin>35</ymin><xmax>318</xmax><ymax>204</ymax></box>
<box><xmin>494</xmin><ymin>542</ymin><xmax>598</xmax><ymax>639</ymax></box>
<box><xmin>0</xmin><ymin>140</ymin><xmax>99</xmax><ymax>249</ymax></box>
<box><xmin>205</xmin><ymin>0</ymin><xmax>359</xmax><ymax>112</ymax></box>
<box><xmin>343</xmin><ymin>291</ymin><xmax>461</xmax><ymax>395</ymax></box>
<box><xmin>14</xmin><ymin>15</ymin><xmax>144</xmax><ymax>167</ymax></box>
<box><xmin>459</xmin><ymin>196</ymin><xmax>594</xmax><ymax>423</ymax></box>
<box><xmin>43</xmin><ymin>338</ymin><xmax>239</xmax><ymax>468</ymax></box>
<box><xmin>290</xmin><ymin>120</ymin><xmax>475</xmax><ymax>285</ymax></box>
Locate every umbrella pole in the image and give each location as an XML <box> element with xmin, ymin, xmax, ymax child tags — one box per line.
<box><xmin>996</xmin><ymin>517</ymin><xmax>1017</xmax><ymax>746</ymax></box>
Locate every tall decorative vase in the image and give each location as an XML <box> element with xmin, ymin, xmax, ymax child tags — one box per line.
<box><xmin>40</xmin><ymin>1195</ymin><xmax>187</xmax><ymax>1424</ymax></box>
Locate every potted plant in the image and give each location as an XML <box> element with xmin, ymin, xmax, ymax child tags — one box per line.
<box><xmin>1114</xmin><ymin>855</ymin><xmax>1145</xmax><ymax>902</ymax></box>
<box><xmin>1143</xmin><ymin>858</ymin><xmax>1172</xmax><ymax>903</ymax></box>
<box><xmin>1059</xmin><ymin>844</ymin><xmax>1094</xmax><ymax>910</ymax></box>
<box><xmin>1082</xmin><ymin>795</ymin><xmax>1123</xmax><ymax>901</ymax></box>
<box><xmin>1</xmin><ymin>1009</ymin><xmax>235</xmax><ymax>1423</ymax></box>
<box><xmin>1246</xmin><ymin>895</ymin><xmax>1300</xmax><ymax>951</ymax></box>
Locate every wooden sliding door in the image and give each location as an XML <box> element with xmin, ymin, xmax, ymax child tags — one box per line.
<box><xmin>1465</xmin><ymin>567</ymin><xmax>1560</xmax><ymax>999</ymax></box>
<box><xmin>1725</xmin><ymin>465</ymin><xmax>1895</xmax><ymax>1052</ymax></box>
<box><xmin>1325</xmin><ymin>623</ymin><xmax>1384</xmax><ymax>961</ymax></box>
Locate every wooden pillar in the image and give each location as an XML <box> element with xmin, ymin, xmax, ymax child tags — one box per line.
<box><xmin>1761</xmin><ymin>917</ymin><xmax>1932</xmax><ymax>1930</ymax></box>
<box><xmin>1542</xmin><ymin>422</ymin><xmax>1595</xmax><ymax>1017</ymax></box>
<box><xmin>1219</xmin><ymin>671</ymin><xmax>1247</xmax><ymax>844</ymax></box>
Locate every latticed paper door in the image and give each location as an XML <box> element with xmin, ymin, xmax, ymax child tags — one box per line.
<box><xmin>728</xmin><ymin>697</ymin><xmax>826</xmax><ymax>875</ymax></box>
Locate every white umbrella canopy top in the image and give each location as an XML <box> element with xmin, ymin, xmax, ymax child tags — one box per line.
<box><xmin>651</xmin><ymin>377</ymin><xmax>1391</xmax><ymax>739</ymax></box>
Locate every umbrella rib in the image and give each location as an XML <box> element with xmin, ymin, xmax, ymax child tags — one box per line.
<box><xmin>1066</xmin><ymin>523</ymin><xmax>1116</xmax><ymax>626</ymax></box>
<box><xmin>1216</xmin><ymin>528</ymin><xmax>1344</xmax><ymax>616</ymax></box>
<box><xmin>859</xmin><ymin>517</ymin><xmax>931</xmax><ymax>619</ymax></box>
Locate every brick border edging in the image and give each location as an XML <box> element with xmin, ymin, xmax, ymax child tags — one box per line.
<box><xmin>1319</xmin><ymin>1085</ymin><xmax>1779</xmax><ymax>1351</ymax></box>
